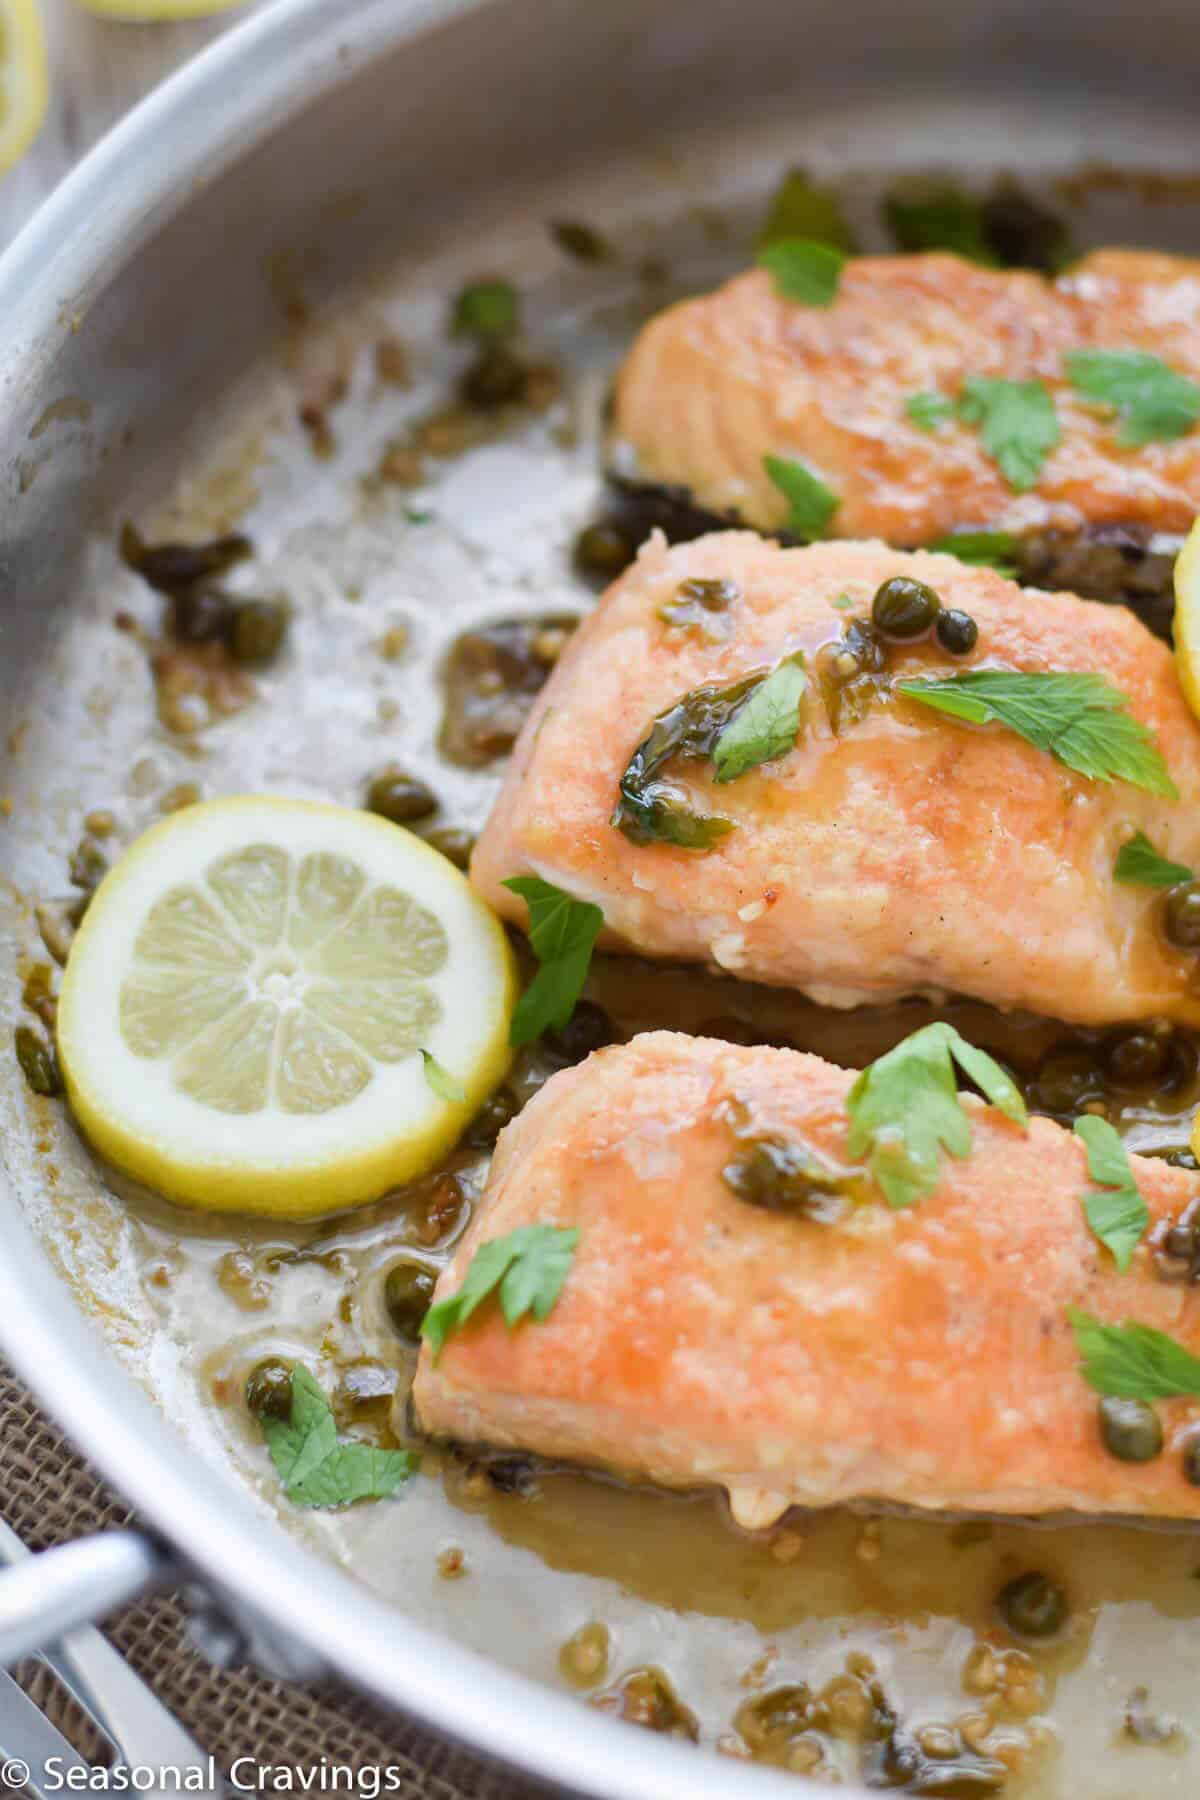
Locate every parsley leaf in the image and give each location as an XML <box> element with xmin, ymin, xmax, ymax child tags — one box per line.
<box><xmin>758</xmin><ymin>238</ymin><xmax>845</xmax><ymax>307</ymax></box>
<box><xmin>261</xmin><ymin>1367</ymin><xmax>417</xmax><ymax>1510</ymax></box>
<box><xmin>762</xmin><ymin>454</ymin><xmax>839</xmax><ymax>539</ymax></box>
<box><xmin>421</xmin><ymin>1049</ymin><xmax>466</xmax><ymax>1103</ymax></box>
<box><xmin>421</xmin><ymin>1224</ymin><xmax>580</xmax><ymax>1362</ymax></box>
<box><xmin>758</xmin><ymin>169</ymin><xmax>855</xmax><ymax>253</ymax></box>
<box><xmin>883</xmin><ymin>182</ymin><xmax>996</xmax><ymax>264</ymax></box>
<box><xmin>906</xmin><ymin>392</ymin><xmax>955</xmax><ymax>433</ymax></box>
<box><xmin>957</xmin><ymin>376</ymin><xmax>1061</xmax><ymax>491</ymax></box>
<box><xmin>1114</xmin><ymin>831</ymin><xmax>1193</xmax><ymax>889</ymax></box>
<box><xmin>895</xmin><ymin>670</ymin><xmax>1178</xmax><ymax>797</ymax></box>
<box><xmin>450</xmin><ymin>279</ymin><xmax>519</xmax><ymax>341</ymax></box>
<box><xmin>1068</xmin><ymin>1309</ymin><xmax>1200</xmax><ymax>1400</ymax></box>
<box><xmin>502</xmin><ymin>877</ymin><xmax>604</xmax><ymax>1046</ymax></box>
<box><xmin>1074</xmin><ymin>1116</ymin><xmax>1148</xmax><ymax>1272</ymax></box>
<box><xmin>1065</xmin><ymin>348</ymin><xmax>1200</xmax><ymax>448</ymax></box>
<box><xmin>712</xmin><ymin>653</ymin><xmax>807</xmax><ymax>783</ymax></box>
<box><xmin>927</xmin><ymin>530</ymin><xmax>1020</xmax><ymax>577</ymax></box>
<box><xmin>845</xmin><ymin>1022</ymin><xmax>1027</xmax><ymax>1210</ymax></box>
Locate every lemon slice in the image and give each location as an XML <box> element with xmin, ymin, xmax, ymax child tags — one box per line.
<box><xmin>72</xmin><ymin>0</ymin><xmax>248</xmax><ymax>17</ymax></box>
<box><xmin>1175</xmin><ymin>517</ymin><xmax>1200</xmax><ymax>725</ymax></box>
<box><xmin>57</xmin><ymin>797</ymin><xmax>516</xmax><ymax>1219</ymax></box>
<box><xmin>0</xmin><ymin>0</ymin><xmax>47</xmax><ymax>178</ymax></box>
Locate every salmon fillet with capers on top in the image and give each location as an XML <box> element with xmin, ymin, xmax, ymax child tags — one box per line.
<box><xmin>471</xmin><ymin>532</ymin><xmax>1200</xmax><ymax>1028</ymax></box>
<box><xmin>414</xmin><ymin>1031</ymin><xmax>1200</xmax><ymax>1524</ymax></box>
<box><xmin>611</xmin><ymin>250</ymin><xmax>1200</xmax><ymax>629</ymax></box>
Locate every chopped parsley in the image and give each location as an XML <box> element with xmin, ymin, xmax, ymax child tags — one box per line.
<box><xmin>261</xmin><ymin>1367</ymin><xmax>417</xmax><ymax>1509</ymax></box>
<box><xmin>1065</xmin><ymin>348</ymin><xmax>1200</xmax><ymax>447</ymax></box>
<box><xmin>450</xmin><ymin>279</ymin><xmax>519</xmax><ymax>341</ymax></box>
<box><xmin>895</xmin><ymin>670</ymin><xmax>1178</xmax><ymax>797</ymax></box>
<box><xmin>758</xmin><ymin>169</ymin><xmax>855</xmax><ymax>253</ymax></box>
<box><xmin>905</xmin><ymin>391</ymin><xmax>955</xmax><ymax>433</ymax></box>
<box><xmin>711</xmin><ymin>653</ymin><xmax>807</xmax><ymax>783</ymax></box>
<box><xmin>845</xmin><ymin>1022</ymin><xmax>1027</xmax><ymax>1211</ymax></box>
<box><xmin>1068</xmin><ymin>1309</ymin><xmax>1200</xmax><ymax>1401</ymax></box>
<box><xmin>758</xmin><ymin>238</ymin><xmax>845</xmax><ymax>307</ymax></box>
<box><xmin>1114</xmin><ymin>831</ymin><xmax>1193</xmax><ymax>889</ymax></box>
<box><xmin>422</xmin><ymin>1224</ymin><xmax>580</xmax><ymax>1362</ymax></box>
<box><xmin>421</xmin><ymin>1049</ymin><xmax>466</xmax><ymax>1103</ymax></box>
<box><xmin>1074</xmin><ymin>1116</ymin><xmax>1148</xmax><ymax>1273</ymax></box>
<box><xmin>957</xmin><ymin>376</ymin><xmax>1061</xmax><ymax>491</ymax></box>
<box><xmin>926</xmin><ymin>530</ymin><xmax>1020</xmax><ymax>577</ymax></box>
<box><xmin>762</xmin><ymin>454</ymin><xmax>839</xmax><ymax>539</ymax></box>
<box><xmin>502</xmin><ymin>877</ymin><xmax>603</xmax><ymax>1046</ymax></box>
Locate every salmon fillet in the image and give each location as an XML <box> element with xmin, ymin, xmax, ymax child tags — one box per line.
<box><xmin>611</xmin><ymin>250</ymin><xmax>1200</xmax><ymax>547</ymax></box>
<box><xmin>471</xmin><ymin>532</ymin><xmax>1200</xmax><ymax>1027</ymax></box>
<box><xmin>413</xmin><ymin>1032</ymin><xmax>1200</xmax><ymax>1523</ymax></box>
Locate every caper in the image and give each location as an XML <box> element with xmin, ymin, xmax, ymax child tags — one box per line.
<box><xmin>550</xmin><ymin>219</ymin><xmax>612</xmax><ymax>263</ymax></box>
<box><xmin>996</xmin><ymin>1571</ymin><xmax>1068</xmax><ymax>1639</ymax></box>
<box><xmin>465</xmin><ymin>1085</ymin><xmax>519</xmax><ymax>1147</ymax></box>
<box><xmin>934</xmin><ymin>608</ymin><xmax>978</xmax><ymax>656</ymax></box>
<box><xmin>170</xmin><ymin>586</ymin><xmax>232</xmax><ymax>644</ymax></box>
<box><xmin>459</xmin><ymin>343</ymin><xmax>527</xmax><ymax>410</ymax></box>
<box><xmin>119</xmin><ymin>522</ymin><xmax>252</xmax><ymax>593</ymax></box>
<box><xmin>1099</xmin><ymin>1396</ymin><xmax>1163</xmax><ymax>1463</ymax></box>
<box><xmin>421</xmin><ymin>825</ymin><xmax>475</xmax><ymax>869</ymax></box>
<box><xmin>383</xmin><ymin>1261</ymin><xmax>436</xmax><ymax>1342</ymax></box>
<box><xmin>1031</xmin><ymin>1045</ymin><xmax>1105</xmax><ymax>1117</ymax></box>
<box><xmin>227</xmin><ymin>599</ymin><xmax>287</xmax><ymax>665</ymax></box>
<box><xmin>574</xmin><ymin>520</ymin><xmax>636</xmax><ymax>582</ymax></box>
<box><xmin>1183</xmin><ymin>1435</ymin><xmax>1200</xmax><ymax>1486</ymax></box>
<box><xmin>1103</xmin><ymin>1029</ymin><xmax>1170</xmax><ymax>1089</ymax></box>
<box><xmin>244</xmin><ymin>1357</ymin><xmax>294</xmax><ymax>1422</ymax></box>
<box><xmin>738</xmin><ymin>1684</ymin><xmax>814</xmax><ymax>1751</ymax></box>
<box><xmin>68</xmin><ymin>837</ymin><xmax>108</xmax><ymax>893</ymax></box>
<box><xmin>1166</xmin><ymin>881</ymin><xmax>1200</xmax><ymax>950</ymax></box>
<box><xmin>542</xmin><ymin>999</ymin><xmax>614</xmax><ymax>1064</ymax></box>
<box><xmin>15</xmin><ymin>1025</ymin><xmax>62</xmax><ymax>1098</ymax></box>
<box><xmin>871</xmin><ymin>575</ymin><xmax>941</xmax><ymax>640</ymax></box>
<box><xmin>365</xmin><ymin>769</ymin><xmax>439</xmax><ymax>825</ymax></box>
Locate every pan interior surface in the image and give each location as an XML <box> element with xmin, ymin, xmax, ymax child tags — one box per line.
<box><xmin>5</xmin><ymin>3</ymin><xmax>1200</xmax><ymax>1795</ymax></box>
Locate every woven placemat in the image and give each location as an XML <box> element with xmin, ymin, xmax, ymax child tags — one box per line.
<box><xmin>0</xmin><ymin>1365</ymin><xmax>547</xmax><ymax>1796</ymax></box>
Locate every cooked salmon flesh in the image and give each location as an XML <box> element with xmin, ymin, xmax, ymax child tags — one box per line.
<box><xmin>413</xmin><ymin>1032</ymin><xmax>1200</xmax><ymax>1524</ymax></box>
<box><xmin>471</xmin><ymin>533</ymin><xmax>1200</xmax><ymax>1026</ymax></box>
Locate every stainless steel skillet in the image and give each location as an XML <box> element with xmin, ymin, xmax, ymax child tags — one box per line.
<box><xmin>1</xmin><ymin>0</ymin><xmax>1200</xmax><ymax>1794</ymax></box>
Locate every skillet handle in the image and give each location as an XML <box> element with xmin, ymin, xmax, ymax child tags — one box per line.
<box><xmin>0</xmin><ymin>1530</ymin><xmax>177</xmax><ymax>1666</ymax></box>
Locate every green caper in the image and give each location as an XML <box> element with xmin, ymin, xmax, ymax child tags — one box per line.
<box><xmin>1183</xmin><ymin>1436</ymin><xmax>1200</xmax><ymax>1486</ymax></box>
<box><xmin>934</xmin><ymin>608</ymin><xmax>978</xmax><ymax>656</ymax></box>
<box><xmin>383</xmin><ymin>1261</ymin><xmax>436</xmax><ymax>1342</ymax></box>
<box><xmin>1165</xmin><ymin>881</ymin><xmax>1200</xmax><ymax>950</ymax></box>
<box><xmin>723</xmin><ymin>1136</ymin><xmax>846</xmax><ymax>1219</ymax></box>
<box><xmin>738</xmin><ymin>1684</ymin><xmax>814</xmax><ymax>1752</ymax></box>
<box><xmin>421</xmin><ymin>825</ymin><xmax>475</xmax><ymax>869</ymax></box>
<box><xmin>465</xmin><ymin>1085</ymin><xmax>519</xmax><ymax>1147</ymax></box>
<box><xmin>1099</xmin><ymin>1396</ymin><xmax>1163</xmax><ymax>1463</ymax></box>
<box><xmin>68</xmin><ymin>837</ymin><xmax>108</xmax><ymax>893</ymax></box>
<box><xmin>15</xmin><ymin>1025</ymin><xmax>62</xmax><ymax>1098</ymax></box>
<box><xmin>244</xmin><ymin>1357</ymin><xmax>294</xmax><ymax>1422</ymax></box>
<box><xmin>871</xmin><ymin>575</ymin><xmax>941</xmax><ymax>640</ymax></box>
<box><xmin>365</xmin><ymin>769</ymin><xmax>439</xmax><ymax>825</ymax></box>
<box><xmin>1103</xmin><ymin>1030</ymin><xmax>1170</xmax><ymax>1089</ymax></box>
<box><xmin>550</xmin><ymin>219</ymin><xmax>612</xmax><ymax>263</ymax></box>
<box><xmin>459</xmin><ymin>343</ymin><xmax>527</xmax><ymax>410</ymax></box>
<box><xmin>1031</xmin><ymin>1045</ymin><xmax>1105</xmax><ymax>1117</ymax></box>
<box><xmin>171</xmin><ymin>587</ymin><xmax>232</xmax><ymax>644</ymax></box>
<box><xmin>227</xmin><ymin>599</ymin><xmax>287</xmax><ymax>665</ymax></box>
<box><xmin>996</xmin><ymin>1571</ymin><xmax>1068</xmax><ymax>1639</ymax></box>
<box><xmin>574</xmin><ymin>520</ymin><xmax>636</xmax><ymax>582</ymax></box>
<box><xmin>542</xmin><ymin>1000</ymin><xmax>614</xmax><ymax>1064</ymax></box>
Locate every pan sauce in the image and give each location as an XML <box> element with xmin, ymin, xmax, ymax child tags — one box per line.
<box><xmin>8</xmin><ymin>165</ymin><xmax>1200</xmax><ymax>1794</ymax></box>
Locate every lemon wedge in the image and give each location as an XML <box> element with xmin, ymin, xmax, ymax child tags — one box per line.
<box><xmin>72</xmin><ymin>0</ymin><xmax>248</xmax><ymax>17</ymax></box>
<box><xmin>1176</xmin><ymin>517</ymin><xmax>1200</xmax><ymax>725</ymax></box>
<box><xmin>0</xmin><ymin>0</ymin><xmax>47</xmax><ymax>177</ymax></box>
<box><xmin>57</xmin><ymin>797</ymin><xmax>516</xmax><ymax>1219</ymax></box>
